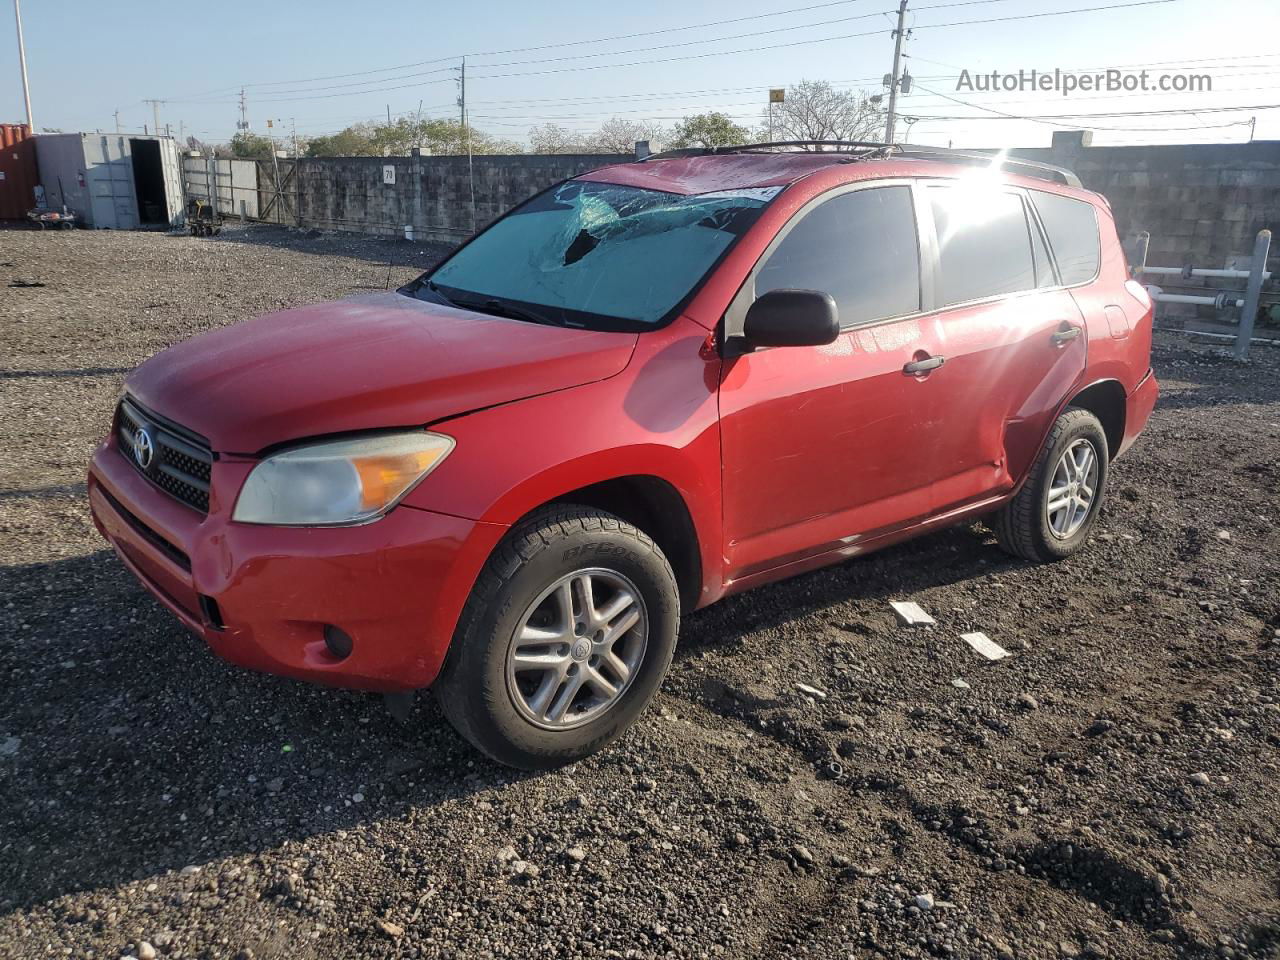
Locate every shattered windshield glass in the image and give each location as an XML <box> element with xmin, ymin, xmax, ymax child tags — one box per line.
<box><xmin>413</xmin><ymin>181</ymin><xmax>780</xmax><ymax>330</ymax></box>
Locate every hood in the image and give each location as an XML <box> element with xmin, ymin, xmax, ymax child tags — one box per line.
<box><xmin>126</xmin><ymin>292</ymin><xmax>637</xmax><ymax>453</ymax></box>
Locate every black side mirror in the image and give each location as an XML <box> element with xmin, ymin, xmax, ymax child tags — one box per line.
<box><xmin>742</xmin><ymin>289</ymin><xmax>840</xmax><ymax>350</ymax></box>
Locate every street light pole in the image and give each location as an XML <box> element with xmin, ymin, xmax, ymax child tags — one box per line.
<box><xmin>13</xmin><ymin>0</ymin><xmax>34</xmax><ymax>131</ymax></box>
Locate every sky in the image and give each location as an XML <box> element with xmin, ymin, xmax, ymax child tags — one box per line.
<box><xmin>4</xmin><ymin>0</ymin><xmax>1279</xmax><ymax>150</ymax></box>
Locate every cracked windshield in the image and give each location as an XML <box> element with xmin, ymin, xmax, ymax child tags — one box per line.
<box><xmin>419</xmin><ymin>181</ymin><xmax>780</xmax><ymax>329</ymax></box>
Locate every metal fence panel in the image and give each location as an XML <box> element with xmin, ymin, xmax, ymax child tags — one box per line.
<box><xmin>182</xmin><ymin>156</ymin><xmax>259</xmax><ymax>219</ymax></box>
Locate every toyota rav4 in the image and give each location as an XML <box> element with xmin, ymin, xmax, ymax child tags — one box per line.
<box><xmin>89</xmin><ymin>143</ymin><xmax>1158</xmax><ymax>769</ymax></box>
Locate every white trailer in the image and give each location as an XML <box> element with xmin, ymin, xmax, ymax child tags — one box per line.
<box><xmin>34</xmin><ymin>133</ymin><xmax>185</xmax><ymax>230</ymax></box>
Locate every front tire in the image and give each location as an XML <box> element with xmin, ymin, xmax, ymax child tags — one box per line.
<box><xmin>434</xmin><ymin>505</ymin><xmax>679</xmax><ymax>770</ymax></box>
<box><xmin>993</xmin><ymin>406</ymin><xmax>1109</xmax><ymax>562</ymax></box>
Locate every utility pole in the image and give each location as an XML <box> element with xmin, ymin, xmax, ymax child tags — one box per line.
<box><xmin>456</xmin><ymin>58</ymin><xmax>475</xmax><ymax>232</ymax></box>
<box><xmin>237</xmin><ymin>88</ymin><xmax>249</xmax><ymax>132</ymax></box>
<box><xmin>143</xmin><ymin>99</ymin><xmax>164</xmax><ymax>137</ymax></box>
<box><xmin>883</xmin><ymin>0</ymin><xmax>908</xmax><ymax>144</ymax></box>
<box><xmin>386</xmin><ymin>103</ymin><xmax>392</xmax><ymax>126</ymax></box>
<box><xmin>456</xmin><ymin>58</ymin><xmax>466</xmax><ymax>131</ymax></box>
<box><xmin>290</xmin><ymin>117</ymin><xmax>298</xmax><ymax>158</ymax></box>
<box><xmin>113</xmin><ymin>109</ymin><xmax>121</xmax><ymax>133</ymax></box>
<box><xmin>13</xmin><ymin>0</ymin><xmax>34</xmax><ymax>130</ymax></box>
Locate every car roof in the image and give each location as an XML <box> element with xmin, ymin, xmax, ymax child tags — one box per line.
<box><xmin>578</xmin><ymin>147</ymin><xmax>1091</xmax><ymax>199</ymax></box>
<box><xmin>577</xmin><ymin>152</ymin><xmax>852</xmax><ymax>195</ymax></box>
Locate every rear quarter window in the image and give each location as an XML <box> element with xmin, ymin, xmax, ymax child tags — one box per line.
<box><xmin>1030</xmin><ymin>191</ymin><xmax>1101</xmax><ymax>285</ymax></box>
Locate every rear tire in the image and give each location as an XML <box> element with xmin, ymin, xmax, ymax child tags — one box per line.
<box><xmin>993</xmin><ymin>406</ymin><xmax>1109</xmax><ymax>562</ymax></box>
<box><xmin>434</xmin><ymin>505</ymin><xmax>679</xmax><ymax>770</ymax></box>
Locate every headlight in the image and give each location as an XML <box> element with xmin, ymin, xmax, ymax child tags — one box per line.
<box><xmin>232</xmin><ymin>431</ymin><xmax>455</xmax><ymax>526</ymax></box>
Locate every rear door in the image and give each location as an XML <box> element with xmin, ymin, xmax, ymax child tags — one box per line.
<box><xmin>158</xmin><ymin>138</ymin><xmax>185</xmax><ymax>227</ymax></box>
<box><xmin>718</xmin><ymin>181</ymin><xmax>943</xmax><ymax>580</ymax></box>
<box><xmin>916</xmin><ymin>181</ymin><xmax>1088</xmax><ymax>511</ymax></box>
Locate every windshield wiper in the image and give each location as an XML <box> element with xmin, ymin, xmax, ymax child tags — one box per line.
<box><xmin>419</xmin><ymin>279</ymin><xmax>455</xmax><ymax>306</ymax></box>
<box><xmin>456</xmin><ymin>296</ymin><xmax>564</xmax><ymax>327</ymax></box>
<box><xmin>418</xmin><ymin>280</ymin><xmax>566</xmax><ymax>327</ymax></box>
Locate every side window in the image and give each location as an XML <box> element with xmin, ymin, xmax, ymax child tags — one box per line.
<box><xmin>755</xmin><ymin>186</ymin><xmax>920</xmax><ymax>328</ymax></box>
<box><xmin>1031</xmin><ymin>191</ymin><xmax>1101</xmax><ymax>285</ymax></box>
<box><xmin>928</xmin><ymin>186</ymin><xmax>1037</xmax><ymax>306</ymax></box>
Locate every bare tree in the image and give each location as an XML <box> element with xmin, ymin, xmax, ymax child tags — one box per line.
<box><xmin>583</xmin><ymin>118</ymin><xmax>667</xmax><ymax>155</ymax></box>
<box><xmin>528</xmin><ymin>123</ymin><xmax>585</xmax><ymax>154</ymax></box>
<box><xmin>763</xmin><ymin>80</ymin><xmax>883</xmax><ymax>147</ymax></box>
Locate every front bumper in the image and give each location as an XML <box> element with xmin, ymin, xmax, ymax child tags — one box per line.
<box><xmin>87</xmin><ymin>433</ymin><xmax>506</xmax><ymax>692</ymax></box>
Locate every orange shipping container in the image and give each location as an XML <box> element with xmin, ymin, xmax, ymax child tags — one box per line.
<box><xmin>0</xmin><ymin>123</ymin><xmax>39</xmax><ymax>220</ymax></box>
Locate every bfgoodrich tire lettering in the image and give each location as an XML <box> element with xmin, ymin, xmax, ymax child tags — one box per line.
<box><xmin>993</xmin><ymin>406</ymin><xmax>1110</xmax><ymax>563</ymax></box>
<box><xmin>434</xmin><ymin>505</ymin><xmax>679</xmax><ymax>769</ymax></box>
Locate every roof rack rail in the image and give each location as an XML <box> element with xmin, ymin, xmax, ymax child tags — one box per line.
<box><xmin>638</xmin><ymin>140</ymin><xmax>1083</xmax><ymax>188</ymax></box>
<box><xmin>641</xmin><ymin>140</ymin><xmax>898</xmax><ymax>161</ymax></box>
<box><xmin>894</xmin><ymin>147</ymin><xmax>1082</xmax><ymax>188</ymax></box>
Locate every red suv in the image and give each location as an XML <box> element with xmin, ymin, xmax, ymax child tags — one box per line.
<box><xmin>89</xmin><ymin>143</ymin><xmax>1157</xmax><ymax>769</ymax></box>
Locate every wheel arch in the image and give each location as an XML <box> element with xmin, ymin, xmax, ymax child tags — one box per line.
<box><xmin>520</xmin><ymin>474</ymin><xmax>703</xmax><ymax>615</ymax></box>
<box><xmin>1067</xmin><ymin>378</ymin><xmax>1126</xmax><ymax>457</ymax></box>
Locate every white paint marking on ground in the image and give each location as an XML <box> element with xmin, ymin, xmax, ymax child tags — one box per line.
<box><xmin>961</xmin><ymin>632</ymin><xmax>1010</xmax><ymax>661</ymax></box>
<box><xmin>890</xmin><ymin>601</ymin><xmax>936</xmax><ymax>627</ymax></box>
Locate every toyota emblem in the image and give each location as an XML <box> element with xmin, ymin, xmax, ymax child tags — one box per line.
<box><xmin>132</xmin><ymin>426</ymin><xmax>155</xmax><ymax>470</ymax></box>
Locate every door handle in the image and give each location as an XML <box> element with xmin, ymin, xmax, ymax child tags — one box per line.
<box><xmin>903</xmin><ymin>355</ymin><xmax>945</xmax><ymax>375</ymax></box>
<box><xmin>1052</xmin><ymin>326</ymin><xmax>1082</xmax><ymax>345</ymax></box>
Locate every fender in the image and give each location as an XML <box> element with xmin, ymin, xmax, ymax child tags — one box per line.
<box><xmin>1005</xmin><ymin>375</ymin><xmax>1128</xmax><ymax>500</ymax></box>
<box><xmin>401</xmin><ymin>315</ymin><xmax>727</xmax><ymax>605</ymax></box>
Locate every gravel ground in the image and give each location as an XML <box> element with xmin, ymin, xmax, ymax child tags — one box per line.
<box><xmin>2</xmin><ymin>225</ymin><xmax>1278</xmax><ymax>960</ymax></box>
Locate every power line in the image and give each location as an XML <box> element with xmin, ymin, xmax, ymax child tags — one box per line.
<box><xmin>165</xmin><ymin>0</ymin><xmax>883</xmax><ymax>100</ymax></box>
<box><xmin>914</xmin><ymin>84</ymin><xmax>1279</xmax><ymax>119</ymax></box>
<box><xmin>185</xmin><ymin>8</ymin><xmax>896</xmax><ymax>105</ymax></box>
<box><xmin>471</xmin><ymin>9</ymin><xmax>893</xmax><ymax>70</ymax></box>
<box><xmin>168</xmin><ymin>0</ymin><xmax>1177</xmax><ymax>106</ymax></box>
<box><xmin>467</xmin><ymin>0</ymin><xmax>1179</xmax><ymax>82</ymax></box>
<box><xmin>222</xmin><ymin>66</ymin><xmax>459</xmax><ymax>100</ymax></box>
<box><xmin>174</xmin><ymin>9</ymin><xmax>902</xmax><ymax>105</ymax></box>
<box><xmin>905</xmin><ymin>114</ymin><xmax>1253</xmax><ymax>132</ymax></box>
<box><xmin>903</xmin><ymin>78</ymin><xmax>1280</xmax><ymax>111</ymax></box>
<box><xmin>905</xmin><ymin>50</ymin><xmax>1280</xmax><ymax>73</ymax></box>
<box><xmin>909</xmin><ymin>0</ymin><xmax>1177</xmax><ymax>32</ymax></box>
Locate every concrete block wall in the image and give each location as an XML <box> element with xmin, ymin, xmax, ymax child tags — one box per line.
<box><xmin>294</xmin><ymin>156</ymin><xmax>418</xmax><ymax>237</ymax></box>
<box><xmin>295</xmin><ymin>153</ymin><xmax>623</xmax><ymax>241</ymax></box>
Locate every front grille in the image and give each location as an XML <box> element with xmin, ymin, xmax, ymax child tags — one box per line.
<box><xmin>117</xmin><ymin>399</ymin><xmax>213</xmax><ymax>513</ymax></box>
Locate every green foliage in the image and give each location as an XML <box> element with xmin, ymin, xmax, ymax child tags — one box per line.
<box><xmin>304</xmin><ymin>118</ymin><xmax>521</xmax><ymax>157</ymax></box>
<box><xmin>304</xmin><ymin>126</ymin><xmax>377</xmax><ymax>157</ymax></box>
<box><xmin>230</xmin><ymin>131</ymin><xmax>277</xmax><ymax>160</ymax></box>
<box><xmin>669</xmin><ymin>113</ymin><xmax>751</xmax><ymax>150</ymax></box>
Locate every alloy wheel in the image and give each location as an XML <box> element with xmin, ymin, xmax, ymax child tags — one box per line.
<box><xmin>1046</xmin><ymin>438</ymin><xmax>1099</xmax><ymax>539</ymax></box>
<box><xmin>505</xmin><ymin>568</ymin><xmax>648</xmax><ymax>730</ymax></box>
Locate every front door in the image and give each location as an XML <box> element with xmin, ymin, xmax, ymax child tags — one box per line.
<box><xmin>718</xmin><ymin>183</ymin><xmax>942</xmax><ymax>581</ymax></box>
